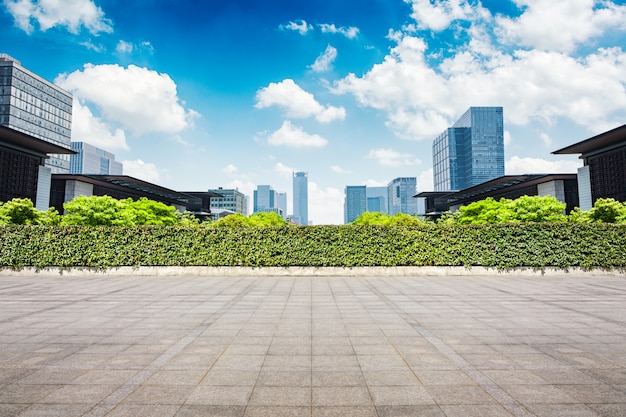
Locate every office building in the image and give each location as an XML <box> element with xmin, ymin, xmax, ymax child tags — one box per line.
<box><xmin>293</xmin><ymin>172</ymin><xmax>308</xmax><ymax>225</ymax></box>
<box><xmin>344</xmin><ymin>185</ymin><xmax>367</xmax><ymax>224</ymax></box>
<box><xmin>208</xmin><ymin>187</ymin><xmax>248</xmax><ymax>216</ymax></box>
<box><xmin>366</xmin><ymin>186</ymin><xmax>388</xmax><ymax>214</ymax></box>
<box><xmin>277</xmin><ymin>192</ymin><xmax>287</xmax><ymax>219</ymax></box>
<box><xmin>0</xmin><ymin>54</ymin><xmax>74</xmax><ymax>209</ymax></box>
<box><xmin>433</xmin><ymin>107</ymin><xmax>504</xmax><ymax>191</ymax></box>
<box><xmin>388</xmin><ymin>177</ymin><xmax>418</xmax><ymax>216</ymax></box>
<box><xmin>254</xmin><ymin>185</ymin><xmax>277</xmax><ymax>214</ymax></box>
<box><xmin>70</xmin><ymin>142</ymin><xmax>123</xmax><ymax>175</ymax></box>
<box><xmin>553</xmin><ymin>124</ymin><xmax>626</xmax><ymax>210</ymax></box>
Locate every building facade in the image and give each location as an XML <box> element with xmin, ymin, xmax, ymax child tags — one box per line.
<box><xmin>344</xmin><ymin>185</ymin><xmax>367</xmax><ymax>224</ymax></box>
<box><xmin>292</xmin><ymin>172</ymin><xmax>308</xmax><ymax>225</ymax></box>
<box><xmin>208</xmin><ymin>187</ymin><xmax>248</xmax><ymax>216</ymax></box>
<box><xmin>553</xmin><ymin>124</ymin><xmax>626</xmax><ymax>210</ymax></box>
<box><xmin>0</xmin><ymin>54</ymin><xmax>73</xmax><ymax>173</ymax></box>
<box><xmin>254</xmin><ymin>185</ymin><xmax>277</xmax><ymax>214</ymax></box>
<box><xmin>366</xmin><ymin>186</ymin><xmax>388</xmax><ymax>214</ymax></box>
<box><xmin>70</xmin><ymin>142</ymin><xmax>123</xmax><ymax>175</ymax></box>
<box><xmin>433</xmin><ymin>107</ymin><xmax>504</xmax><ymax>191</ymax></box>
<box><xmin>388</xmin><ymin>177</ymin><xmax>418</xmax><ymax>216</ymax></box>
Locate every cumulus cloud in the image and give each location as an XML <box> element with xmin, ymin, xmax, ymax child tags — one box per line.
<box><xmin>506</xmin><ymin>156</ymin><xmax>582</xmax><ymax>175</ymax></box>
<box><xmin>495</xmin><ymin>0</ymin><xmax>626</xmax><ymax>53</ymax></box>
<box><xmin>3</xmin><ymin>0</ymin><xmax>113</xmax><ymax>34</ymax></box>
<box><xmin>368</xmin><ymin>148</ymin><xmax>421</xmax><ymax>166</ymax></box>
<box><xmin>279</xmin><ymin>19</ymin><xmax>313</xmax><ymax>35</ymax></box>
<box><xmin>56</xmin><ymin>64</ymin><xmax>198</xmax><ymax>135</ymax></box>
<box><xmin>255</xmin><ymin>79</ymin><xmax>345</xmax><ymax>123</ymax></box>
<box><xmin>417</xmin><ymin>168</ymin><xmax>434</xmax><ymax>192</ymax></box>
<box><xmin>71</xmin><ymin>99</ymin><xmax>128</xmax><ymax>150</ymax></box>
<box><xmin>122</xmin><ymin>159</ymin><xmax>161</xmax><ymax>183</ymax></box>
<box><xmin>318</xmin><ymin>23</ymin><xmax>359</xmax><ymax>39</ymax></box>
<box><xmin>405</xmin><ymin>0</ymin><xmax>476</xmax><ymax>31</ymax></box>
<box><xmin>334</xmin><ymin>29</ymin><xmax>626</xmax><ymax>139</ymax></box>
<box><xmin>308</xmin><ymin>182</ymin><xmax>344</xmax><ymax>224</ymax></box>
<box><xmin>264</xmin><ymin>121</ymin><xmax>328</xmax><ymax>148</ymax></box>
<box><xmin>274</xmin><ymin>162</ymin><xmax>296</xmax><ymax>178</ymax></box>
<box><xmin>310</xmin><ymin>45</ymin><xmax>337</xmax><ymax>73</ymax></box>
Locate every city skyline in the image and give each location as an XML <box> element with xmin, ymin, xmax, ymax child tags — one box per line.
<box><xmin>2</xmin><ymin>1</ymin><xmax>626</xmax><ymax>223</ymax></box>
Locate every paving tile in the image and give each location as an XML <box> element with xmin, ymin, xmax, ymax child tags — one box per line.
<box><xmin>312</xmin><ymin>370</ymin><xmax>365</xmax><ymax>386</ymax></box>
<box><xmin>312</xmin><ymin>386</ymin><xmax>372</xmax><ymax>406</ymax></box>
<box><xmin>375</xmin><ymin>405</ymin><xmax>446</xmax><ymax>417</ymax></box>
<box><xmin>174</xmin><ymin>405</ymin><xmax>246</xmax><ymax>416</ymax></box>
<box><xmin>185</xmin><ymin>385</ymin><xmax>253</xmax><ymax>406</ymax></box>
<box><xmin>106</xmin><ymin>404</ymin><xmax>181</xmax><ymax>417</ymax></box>
<box><xmin>368</xmin><ymin>385</ymin><xmax>436</xmax><ymax>406</ymax></box>
<box><xmin>244</xmin><ymin>406</ymin><xmax>309</xmax><ymax>417</ymax></box>
<box><xmin>249</xmin><ymin>387</ymin><xmax>311</xmax><ymax>406</ymax></box>
<box><xmin>12</xmin><ymin>403</ymin><xmax>94</xmax><ymax>417</ymax></box>
<box><xmin>312</xmin><ymin>406</ymin><xmax>378</xmax><ymax>416</ymax></box>
<box><xmin>256</xmin><ymin>370</ymin><xmax>311</xmax><ymax>387</ymax></box>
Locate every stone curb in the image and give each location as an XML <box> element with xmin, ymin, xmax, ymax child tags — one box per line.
<box><xmin>0</xmin><ymin>266</ymin><xmax>624</xmax><ymax>277</ymax></box>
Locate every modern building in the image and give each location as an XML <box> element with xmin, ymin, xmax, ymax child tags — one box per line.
<box><xmin>70</xmin><ymin>142</ymin><xmax>123</xmax><ymax>175</ymax></box>
<box><xmin>180</xmin><ymin>190</ymin><xmax>225</xmax><ymax>221</ymax></box>
<box><xmin>50</xmin><ymin>174</ymin><xmax>198</xmax><ymax>213</ymax></box>
<box><xmin>366</xmin><ymin>186</ymin><xmax>388</xmax><ymax>214</ymax></box>
<box><xmin>277</xmin><ymin>192</ymin><xmax>287</xmax><ymax>219</ymax></box>
<box><xmin>0</xmin><ymin>54</ymin><xmax>73</xmax><ymax>173</ymax></box>
<box><xmin>344</xmin><ymin>185</ymin><xmax>367</xmax><ymax>224</ymax></box>
<box><xmin>208</xmin><ymin>187</ymin><xmax>248</xmax><ymax>216</ymax></box>
<box><xmin>0</xmin><ymin>53</ymin><xmax>74</xmax><ymax>209</ymax></box>
<box><xmin>433</xmin><ymin>107</ymin><xmax>504</xmax><ymax>191</ymax></box>
<box><xmin>553</xmin><ymin>124</ymin><xmax>626</xmax><ymax>210</ymax></box>
<box><xmin>293</xmin><ymin>171</ymin><xmax>308</xmax><ymax>225</ymax></box>
<box><xmin>254</xmin><ymin>185</ymin><xmax>277</xmax><ymax>214</ymax></box>
<box><xmin>388</xmin><ymin>177</ymin><xmax>418</xmax><ymax>216</ymax></box>
<box><xmin>0</xmin><ymin>125</ymin><xmax>74</xmax><ymax>207</ymax></box>
<box><xmin>416</xmin><ymin>174</ymin><xmax>579</xmax><ymax>219</ymax></box>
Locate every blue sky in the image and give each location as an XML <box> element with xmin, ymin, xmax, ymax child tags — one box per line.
<box><xmin>2</xmin><ymin>0</ymin><xmax>626</xmax><ymax>224</ymax></box>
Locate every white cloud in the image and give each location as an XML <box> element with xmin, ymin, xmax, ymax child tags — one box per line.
<box><xmin>265</xmin><ymin>121</ymin><xmax>328</xmax><ymax>148</ymax></box>
<box><xmin>56</xmin><ymin>64</ymin><xmax>199</xmax><ymax>135</ymax></box>
<box><xmin>368</xmin><ymin>148</ymin><xmax>421</xmax><ymax>166</ymax></box>
<box><xmin>71</xmin><ymin>99</ymin><xmax>128</xmax><ymax>150</ymax></box>
<box><xmin>223</xmin><ymin>164</ymin><xmax>238</xmax><ymax>174</ymax></box>
<box><xmin>504</xmin><ymin>130</ymin><xmax>512</xmax><ymax>147</ymax></box>
<box><xmin>279</xmin><ymin>19</ymin><xmax>313</xmax><ymax>35</ymax></box>
<box><xmin>405</xmin><ymin>0</ymin><xmax>475</xmax><ymax>31</ymax></box>
<box><xmin>122</xmin><ymin>159</ymin><xmax>161</xmax><ymax>183</ymax></box>
<box><xmin>334</xmin><ymin>31</ymin><xmax>626</xmax><ymax>139</ymax></box>
<box><xmin>539</xmin><ymin>133</ymin><xmax>553</xmax><ymax>147</ymax></box>
<box><xmin>255</xmin><ymin>79</ymin><xmax>346</xmax><ymax>123</ymax></box>
<box><xmin>274</xmin><ymin>162</ymin><xmax>296</xmax><ymax>177</ymax></box>
<box><xmin>308</xmin><ymin>182</ymin><xmax>343</xmax><ymax>224</ymax></box>
<box><xmin>310</xmin><ymin>45</ymin><xmax>337</xmax><ymax>73</ymax></box>
<box><xmin>318</xmin><ymin>23</ymin><xmax>359</xmax><ymax>39</ymax></box>
<box><xmin>364</xmin><ymin>179</ymin><xmax>388</xmax><ymax>187</ymax></box>
<box><xmin>505</xmin><ymin>156</ymin><xmax>582</xmax><ymax>175</ymax></box>
<box><xmin>495</xmin><ymin>0</ymin><xmax>626</xmax><ymax>53</ymax></box>
<box><xmin>116</xmin><ymin>40</ymin><xmax>133</xmax><ymax>53</ymax></box>
<box><xmin>331</xmin><ymin>165</ymin><xmax>352</xmax><ymax>174</ymax></box>
<box><xmin>417</xmin><ymin>168</ymin><xmax>434</xmax><ymax>192</ymax></box>
<box><xmin>3</xmin><ymin>0</ymin><xmax>113</xmax><ymax>34</ymax></box>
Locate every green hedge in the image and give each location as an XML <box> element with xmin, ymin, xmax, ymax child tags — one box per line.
<box><xmin>1</xmin><ymin>223</ymin><xmax>625</xmax><ymax>269</ymax></box>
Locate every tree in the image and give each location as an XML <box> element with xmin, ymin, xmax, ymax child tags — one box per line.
<box><xmin>248</xmin><ymin>212</ymin><xmax>288</xmax><ymax>226</ymax></box>
<box><xmin>352</xmin><ymin>212</ymin><xmax>391</xmax><ymax>225</ymax></box>
<box><xmin>455</xmin><ymin>197</ymin><xmax>512</xmax><ymax>224</ymax></box>
<box><xmin>61</xmin><ymin>195</ymin><xmax>135</xmax><ymax>226</ymax></box>
<box><xmin>509</xmin><ymin>195</ymin><xmax>566</xmax><ymax>222</ymax></box>
<box><xmin>125</xmin><ymin>197</ymin><xmax>179</xmax><ymax>225</ymax></box>
<box><xmin>587</xmin><ymin>198</ymin><xmax>626</xmax><ymax>223</ymax></box>
<box><xmin>210</xmin><ymin>213</ymin><xmax>253</xmax><ymax>227</ymax></box>
<box><xmin>0</xmin><ymin>198</ymin><xmax>42</xmax><ymax>224</ymax></box>
<box><xmin>389</xmin><ymin>213</ymin><xmax>424</xmax><ymax>226</ymax></box>
<box><xmin>444</xmin><ymin>195</ymin><xmax>568</xmax><ymax>224</ymax></box>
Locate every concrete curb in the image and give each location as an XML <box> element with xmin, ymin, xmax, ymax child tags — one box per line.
<box><xmin>0</xmin><ymin>266</ymin><xmax>624</xmax><ymax>277</ymax></box>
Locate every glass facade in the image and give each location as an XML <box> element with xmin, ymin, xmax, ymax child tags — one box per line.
<box><xmin>253</xmin><ymin>185</ymin><xmax>276</xmax><ymax>213</ymax></box>
<box><xmin>344</xmin><ymin>185</ymin><xmax>367</xmax><ymax>224</ymax></box>
<box><xmin>70</xmin><ymin>142</ymin><xmax>123</xmax><ymax>175</ymax></box>
<box><xmin>433</xmin><ymin>107</ymin><xmax>504</xmax><ymax>191</ymax></box>
<box><xmin>0</xmin><ymin>54</ymin><xmax>73</xmax><ymax>173</ymax></box>
<box><xmin>293</xmin><ymin>172</ymin><xmax>308</xmax><ymax>225</ymax></box>
<box><xmin>387</xmin><ymin>177</ymin><xmax>418</xmax><ymax>216</ymax></box>
<box><xmin>208</xmin><ymin>188</ymin><xmax>248</xmax><ymax>215</ymax></box>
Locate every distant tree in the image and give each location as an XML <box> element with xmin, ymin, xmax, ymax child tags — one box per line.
<box><xmin>210</xmin><ymin>213</ymin><xmax>253</xmax><ymax>227</ymax></box>
<box><xmin>389</xmin><ymin>212</ymin><xmax>425</xmax><ymax>226</ymax></box>
<box><xmin>455</xmin><ymin>197</ymin><xmax>512</xmax><ymax>224</ymax></box>
<box><xmin>352</xmin><ymin>212</ymin><xmax>391</xmax><ymax>225</ymax></box>
<box><xmin>125</xmin><ymin>197</ymin><xmax>179</xmax><ymax>225</ymax></box>
<box><xmin>248</xmin><ymin>212</ymin><xmax>288</xmax><ymax>226</ymax></box>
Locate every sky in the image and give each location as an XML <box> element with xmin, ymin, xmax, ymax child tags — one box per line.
<box><xmin>2</xmin><ymin>0</ymin><xmax>626</xmax><ymax>224</ymax></box>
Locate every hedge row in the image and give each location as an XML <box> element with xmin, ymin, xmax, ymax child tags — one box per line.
<box><xmin>1</xmin><ymin>223</ymin><xmax>625</xmax><ymax>269</ymax></box>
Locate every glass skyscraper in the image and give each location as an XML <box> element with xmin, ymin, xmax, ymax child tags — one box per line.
<box><xmin>387</xmin><ymin>177</ymin><xmax>418</xmax><ymax>216</ymax></box>
<box><xmin>292</xmin><ymin>172</ymin><xmax>308</xmax><ymax>225</ymax></box>
<box><xmin>433</xmin><ymin>107</ymin><xmax>504</xmax><ymax>191</ymax></box>
<box><xmin>70</xmin><ymin>142</ymin><xmax>123</xmax><ymax>175</ymax></box>
<box><xmin>344</xmin><ymin>185</ymin><xmax>367</xmax><ymax>224</ymax></box>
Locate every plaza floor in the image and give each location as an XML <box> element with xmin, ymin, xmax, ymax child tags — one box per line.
<box><xmin>0</xmin><ymin>273</ymin><xmax>625</xmax><ymax>417</ymax></box>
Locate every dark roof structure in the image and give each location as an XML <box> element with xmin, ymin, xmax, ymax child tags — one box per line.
<box><xmin>553</xmin><ymin>124</ymin><xmax>626</xmax><ymax>155</ymax></box>
<box><xmin>0</xmin><ymin>125</ymin><xmax>75</xmax><ymax>155</ymax></box>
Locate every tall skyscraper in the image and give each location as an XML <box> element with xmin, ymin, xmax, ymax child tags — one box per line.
<box><xmin>70</xmin><ymin>142</ymin><xmax>123</xmax><ymax>175</ymax></box>
<box><xmin>254</xmin><ymin>185</ymin><xmax>277</xmax><ymax>213</ymax></box>
<box><xmin>433</xmin><ymin>107</ymin><xmax>504</xmax><ymax>191</ymax></box>
<box><xmin>366</xmin><ymin>186</ymin><xmax>388</xmax><ymax>214</ymax></box>
<box><xmin>277</xmin><ymin>192</ymin><xmax>287</xmax><ymax>219</ymax></box>
<box><xmin>0</xmin><ymin>54</ymin><xmax>73</xmax><ymax>173</ymax></box>
<box><xmin>208</xmin><ymin>187</ymin><xmax>248</xmax><ymax>216</ymax></box>
<box><xmin>292</xmin><ymin>172</ymin><xmax>308</xmax><ymax>225</ymax></box>
<box><xmin>388</xmin><ymin>177</ymin><xmax>418</xmax><ymax>216</ymax></box>
<box><xmin>344</xmin><ymin>185</ymin><xmax>367</xmax><ymax>224</ymax></box>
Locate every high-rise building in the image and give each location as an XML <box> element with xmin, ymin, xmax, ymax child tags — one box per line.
<box><xmin>70</xmin><ymin>142</ymin><xmax>123</xmax><ymax>175</ymax></box>
<box><xmin>208</xmin><ymin>187</ymin><xmax>248</xmax><ymax>216</ymax></box>
<box><xmin>292</xmin><ymin>172</ymin><xmax>308</xmax><ymax>225</ymax></box>
<box><xmin>0</xmin><ymin>54</ymin><xmax>73</xmax><ymax>173</ymax></box>
<box><xmin>344</xmin><ymin>185</ymin><xmax>367</xmax><ymax>224</ymax></box>
<box><xmin>388</xmin><ymin>177</ymin><xmax>418</xmax><ymax>216</ymax></box>
<box><xmin>0</xmin><ymin>54</ymin><xmax>73</xmax><ymax>210</ymax></box>
<box><xmin>366</xmin><ymin>186</ymin><xmax>388</xmax><ymax>214</ymax></box>
<box><xmin>433</xmin><ymin>107</ymin><xmax>504</xmax><ymax>191</ymax></box>
<box><xmin>277</xmin><ymin>192</ymin><xmax>287</xmax><ymax>219</ymax></box>
<box><xmin>254</xmin><ymin>185</ymin><xmax>277</xmax><ymax>214</ymax></box>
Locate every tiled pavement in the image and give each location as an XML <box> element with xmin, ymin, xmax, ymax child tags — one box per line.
<box><xmin>0</xmin><ymin>274</ymin><xmax>625</xmax><ymax>417</ymax></box>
